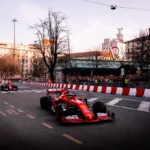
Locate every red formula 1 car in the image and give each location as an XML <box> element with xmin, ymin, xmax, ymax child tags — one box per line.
<box><xmin>40</xmin><ymin>88</ymin><xmax>115</xmax><ymax>124</ymax></box>
<box><xmin>1</xmin><ymin>83</ymin><xmax>18</xmax><ymax>91</ymax></box>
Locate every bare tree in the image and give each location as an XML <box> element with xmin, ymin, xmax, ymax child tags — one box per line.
<box><xmin>32</xmin><ymin>56</ymin><xmax>45</xmax><ymax>79</ymax></box>
<box><xmin>87</xmin><ymin>46</ymin><xmax>102</xmax><ymax>68</ymax></box>
<box><xmin>30</xmin><ymin>10</ymin><xmax>69</xmax><ymax>82</ymax></box>
<box><xmin>85</xmin><ymin>46</ymin><xmax>101</xmax><ymax>76</ymax></box>
<box><xmin>126</xmin><ymin>29</ymin><xmax>150</xmax><ymax>71</ymax></box>
<box><xmin>0</xmin><ymin>55</ymin><xmax>21</xmax><ymax>79</ymax></box>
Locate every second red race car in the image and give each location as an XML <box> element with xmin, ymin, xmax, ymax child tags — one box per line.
<box><xmin>40</xmin><ymin>88</ymin><xmax>115</xmax><ymax>124</ymax></box>
<box><xmin>1</xmin><ymin>83</ymin><xmax>18</xmax><ymax>91</ymax></box>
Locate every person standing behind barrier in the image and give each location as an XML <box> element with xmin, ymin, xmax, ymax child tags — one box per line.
<box><xmin>95</xmin><ymin>79</ymin><xmax>98</xmax><ymax>85</ymax></box>
<box><xmin>124</xmin><ymin>78</ymin><xmax>129</xmax><ymax>87</ymax></box>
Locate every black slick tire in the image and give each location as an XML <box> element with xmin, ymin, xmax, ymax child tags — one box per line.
<box><xmin>1</xmin><ymin>86</ymin><xmax>4</xmax><ymax>91</ymax></box>
<box><xmin>92</xmin><ymin>101</ymin><xmax>107</xmax><ymax>113</ymax></box>
<box><xmin>55</xmin><ymin>105</ymin><xmax>67</xmax><ymax>125</ymax></box>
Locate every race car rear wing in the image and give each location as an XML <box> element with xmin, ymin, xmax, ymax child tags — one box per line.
<box><xmin>46</xmin><ymin>88</ymin><xmax>64</xmax><ymax>95</ymax></box>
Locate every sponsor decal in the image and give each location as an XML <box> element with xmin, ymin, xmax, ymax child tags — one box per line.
<box><xmin>66</xmin><ymin>115</ymin><xmax>78</xmax><ymax>119</ymax></box>
<box><xmin>97</xmin><ymin>113</ymin><xmax>107</xmax><ymax>117</ymax></box>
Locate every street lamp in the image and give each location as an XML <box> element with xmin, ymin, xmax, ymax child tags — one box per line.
<box><xmin>12</xmin><ymin>19</ymin><xmax>17</xmax><ymax>58</ymax></box>
<box><xmin>22</xmin><ymin>57</ymin><xmax>25</xmax><ymax>79</ymax></box>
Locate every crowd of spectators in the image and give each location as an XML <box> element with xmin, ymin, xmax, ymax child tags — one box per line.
<box><xmin>66</xmin><ymin>74</ymin><xmax>150</xmax><ymax>84</ymax></box>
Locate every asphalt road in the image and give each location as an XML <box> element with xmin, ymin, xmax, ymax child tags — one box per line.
<box><xmin>0</xmin><ymin>83</ymin><xmax>150</xmax><ymax>150</ymax></box>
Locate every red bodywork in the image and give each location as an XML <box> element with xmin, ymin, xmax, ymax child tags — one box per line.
<box><xmin>2</xmin><ymin>83</ymin><xmax>18</xmax><ymax>91</ymax></box>
<box><xmin>46</xmin><ymin>88</ymin><xmax>114</xmax><ymax>123</ymax></box>
<box><xmin>8</xmin><ymin>84</ymin><xmax>13</xmax><ymax>90</ymax></box>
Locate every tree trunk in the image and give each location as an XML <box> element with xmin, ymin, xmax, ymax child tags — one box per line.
<box><xmin>49</xmin><ymin>68</ymin><xmax>55</xmax><ymax>83</ymax></box>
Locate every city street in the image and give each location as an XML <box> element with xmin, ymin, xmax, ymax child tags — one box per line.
<box><xmin>0</xmin><ymin>83</ymin><xmax>150</xmax><ymax>150</ymax></box>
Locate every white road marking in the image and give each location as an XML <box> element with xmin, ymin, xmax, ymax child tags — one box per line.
<box><xmin>0</xmin><ymin>111</ymin><xmax>6</xmax><ymax>116</ymax></box>
<box><xmin>32</xmin><ymin>90</ymin><xmax>41</xmax><ymax>93</ymax></box>
<box><xmin>10</xmin><ymin>91</ymin><xmax>16</xmax><ymax>94</ymax></box>
<box><xmin>63</xmin><ymin>134</ymin><xmax>83</xmax><ymax>144</ymax></box>
<box><xmin>4</xmin><ymin>102</ymin><xmax>8</xmax><ymax>104</ymax></box>
<box><xmin>107</xmin><ymin>103</ymin><xmax>150</xmax><ymax>113</ymax></box>
<box><xmin>6</xmin><ymin>109</ymin><xmax>19</xmax><ymax>115</ymax></box>
<box><xmin>10</xmin><ymin>105</ymin><xmax>15</xmax><ymax>108</ymax></box>
<box><xmin>18</xmin><ymin>90</ymin><xmax>23</xmax><ymax>92</ymax></box>
<box><xmin>88</xmin><ymin>98</ymin><xmax>98</xmax><ymax>102</ymax></box>
<box><xmin>17</xmin><ymin>109</ymin><xmax>24</xmax><ymax>113</ymax></box>
<box><xmin>18</xmin><ymin>86</ymin><xmax>29</xmax><ymax>89</ymax></box>
<box><xmin>137</xmin><ymin>101</ymin><xmax>150</xmax><ymax>112</ymax></box>
<box><xmin>26</xmin><ymin>114</ymin><xmax>35</xmax><ymax>119</ymax></box>
<box><xmin>106</xmin><ymin>98</ymin><xmax>122</xmax><ymax>105</ymax></box>
<box><xmin>23</xmin><ymin>90</ymin><xmax>32</xmax><ymax>92</ymax></box>
<box><xmin>1</xmin><ymin>91</ymin><xmax>8</xmax><ymax>94</ymax></box>
<box><xmin>41</xmin><ymin>123</ymin><xmax>53</xmax><ymax>129</ymax></box>
<box><xmin>41</xmin><ymin>89</ymin><xmax>46</xmax><ymax>92</ymax></box>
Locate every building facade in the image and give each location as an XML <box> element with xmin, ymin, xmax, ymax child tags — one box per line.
<box><xmin>125</xmin><ymin>36</ymin><xmax>150</xmax><ymax>62</ymax></box>
<box><xmin>70</xmin><ymin>51</ymin><xmax>120</xmax><ymax>61</ymax></box>
<box><xmin>102</xmin><ymin>28</ymin><xmax>125</xmax><ymax>61</ymax></box>
<box><xmin>0</xmin><ymin>42</ymin><xmax>40</xmax><ymax>78</ymax></box>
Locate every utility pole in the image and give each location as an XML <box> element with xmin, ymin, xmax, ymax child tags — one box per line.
<box><xmin>12</xmin><ymin>19</ymin><xmax>17</xmax><ymax>58</ymax></box>
<box><xmin>67</xmin><ymin>35</ymin><xmax>71</xmax><ymax>77</ymax></box>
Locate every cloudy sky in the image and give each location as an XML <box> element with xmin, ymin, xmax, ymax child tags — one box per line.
<box><xmin>0</xmin><ymin>0</ymin><xmax>150</xmax><ymax>52</ymax></box>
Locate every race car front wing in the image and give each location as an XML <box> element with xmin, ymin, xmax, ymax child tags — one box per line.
<box><xmin>61</xmin><ymin>111</ymin><xmax>115</xmax><ymax>123</ymax></box>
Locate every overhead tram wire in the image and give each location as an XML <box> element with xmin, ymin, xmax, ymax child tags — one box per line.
<box><xmin>84</xmin><ymin>0</ymin><xmax>150</xmax><ymax>11</ymax></box>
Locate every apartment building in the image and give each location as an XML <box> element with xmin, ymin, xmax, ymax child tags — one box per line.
<box><xmin>125</xmin><ymin>31</ymin><xmax>150</xmax><ymax>61</ymax></box>
<box><xmin>0</xmin><ymin>42</ymin><xmax>40</xmax><ymax>78</ymax></box>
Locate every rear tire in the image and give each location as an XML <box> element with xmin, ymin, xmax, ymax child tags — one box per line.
<box><xmin>1</xmin><ymin>86</ymin><xmax>8</xmax><ymax>91</ymax></box>
<box><xmin>40</xmin><ymin>96</ymin><xmax>49</xmax><ymax>109</ymax></box>
<box><xmin>1</xmin><ymin>86</ymin><xmax>4</xmax><ymax>91</ymax></box>
<box><xmin>92</xmin><ymin>101</ymin><xmax>107</xmax><ymax>113</ymax></box>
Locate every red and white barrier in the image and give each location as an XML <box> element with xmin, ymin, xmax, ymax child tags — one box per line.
<box><xmin>22</xmin><ymin>82</ymin><xmax>150</xmax><ymax>98</ymax></box>
<box><xmin>0</xmin><ymin>80</ymin><xmax>10</xmax><ymax>84</ymax></box>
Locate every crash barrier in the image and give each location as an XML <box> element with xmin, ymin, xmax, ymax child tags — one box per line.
<box><xmin>0</xmin><ymin>80</ymin><xmax>10</xmax><ymax>84</ymax></box>
<box><xmin>22</xmin><ymin>82</ymin><xmax>150</xmax><ymax>98</ymax></box>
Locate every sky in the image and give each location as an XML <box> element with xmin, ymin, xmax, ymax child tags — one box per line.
<box><xmin>0</xmin><ymin>0</ymin><xmax>150</xmax><ymax>52</ymax></box>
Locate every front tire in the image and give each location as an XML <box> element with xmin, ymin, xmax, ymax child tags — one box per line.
<box><xmin>1</xmin><ymin>86</ymin><xmax>4</xmax><ymax>91</ymax></box>
<box><xmin>92</xmin><ymin>101</ymin><xmax>107</xmax><ymax>114</ymax></box>
<box><xmin>55</xmin><ymin>105</ymin><xmax>67</xmax><ymax>125</ymax></box>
